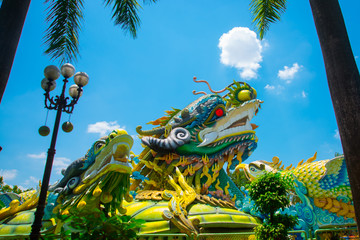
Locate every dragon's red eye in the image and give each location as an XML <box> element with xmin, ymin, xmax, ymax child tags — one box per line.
<box><xmin>215</xmin><ymin>108</ymin><xmax>224</xmax><ymax>117</ymax></box>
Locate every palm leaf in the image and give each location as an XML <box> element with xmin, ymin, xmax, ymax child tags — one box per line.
<box><xmin>44</xmin><ymin>0</ymin><xmax>84</xmax><ymax>64</ymax></box>
<box><xmin>104</xmin><ymin>0</ymin><xmax>158</xmax><ymax>38</ymax></box>
<box><xmin>249</xmin><ymin>0</ymin><xmax>287</xmax><ymax>39</ymax></box>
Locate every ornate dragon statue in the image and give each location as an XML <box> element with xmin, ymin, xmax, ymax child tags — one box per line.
<box><xmin>0</xmin><ymin>79</ymin><xmax>262</xmax><ymax>238</ymax></box>
<box><xmin>236</xmin><ymin>153</ymin><xmax>356</xmax><ymax>233</ymax></box>
<box><xmin>0</xmin><ymin>129</ymin><xmax>134</xmax><ymax>237</ymax></box>
<box><xmin>0</xmin><ymin>78</ymin><xmax>354</xmax><ymax>238</ymax></box>
<box><xmin>125</xmin><ymin>78</ymin><xmax>262</xmax><ymax>235</ymax></box>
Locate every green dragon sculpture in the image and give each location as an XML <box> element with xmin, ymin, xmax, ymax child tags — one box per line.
<box><xmin>236</xmin><ymin>153</ymin><xmax>356</xmax><ymax>231</ymax></box>
<box><xmin>2</xmin><ymin>77</ymin><xmax>352</xmax><ymax>238</ymax></box>
<box><xmin>0</xmin><ymin>79</ymin><xmax>262</xmax><ymax>238</ymax></box>
<box><xmin>0</xmin><ymin>129</ymin><xmax>134</xmax><ymax>238</ymax></box>
<box><xmin>126</xmin><ymin>78</ymin><xmax>262</xmax><ymax>235</ymax></box>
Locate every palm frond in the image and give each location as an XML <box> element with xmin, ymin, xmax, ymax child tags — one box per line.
<box><xmin>143</xmin><ymin>0</ymin><xmax>158</xmax><ymax>3</ymax></box>
<box><xmin>44</xmin><ymin>0</ymin><xmax>84</xmax><ymax>64</ymax></box>
<box><xmin>249</xmin><ymin>0</ymin><xmax>287</xmax><ymax>40</ymax></box>
<box><xmin>104</xmin><ymin>0</ymin><xmax>156</xmax><ymax>38</ymax></box>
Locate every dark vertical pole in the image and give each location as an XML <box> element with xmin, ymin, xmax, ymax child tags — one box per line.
<box><xmin>30</xmin><ymin>79</ymin><xmax>68</xmax><ymax>240</ymax></box>
<box><xmin>309</xmin><ymin>0</ymin><xmax>360</xmax><ymax>231</ymax></box>
<box><xmin>0</xmin><ymin>0</ymin><xmax>31</xmax><ymax>103</ymax></box>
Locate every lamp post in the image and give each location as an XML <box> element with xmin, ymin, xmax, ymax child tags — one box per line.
<box><xmin>30</xmin><ymin>63</ymin><xmax>89</xmax><ymax>240</ymax></box>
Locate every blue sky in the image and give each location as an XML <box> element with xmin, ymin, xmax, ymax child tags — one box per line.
<box><xmin>0</xmin><ymin>0</ymin><xmax>359</xmax><ymax>189</ymax></box>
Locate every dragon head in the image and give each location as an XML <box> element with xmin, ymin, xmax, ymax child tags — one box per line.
<box><xmin>137</xmin><ymin>80</ymin><xmax>261</xmax><ymax>171</ymax></box>
<box><xmin>47</xmin><ymin>129</ymin><xmax>134</xmax><ymax>218</ymax></box>
<box><xmin>235</xmin><ymin>154</ymin><xmax>302</xmax><ymax>181</ymax></box>
<box><xmin>132</xmin><ymin>80</ymin><xmax>262</xmax><ymax>197</ymax></box>
<box><xmin>235</xmin><ymin>160</ymin><xmax>275</xmax><ymax>181</ymax></box>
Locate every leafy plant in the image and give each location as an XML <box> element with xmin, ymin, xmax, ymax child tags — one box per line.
<box><xmin>249</xmin><ymin>0</ymin><xmax>287</xmax><ymax>40</ymax></box>
<box><xmin>0</xmin><ymin>176</ymin><xmax>31</xmax><ymax>194</ymax></box>
<box><xmin>248</xmin><ymin>172</ymin><xmax>298</xmax><ymax>240</ymax></box>
<box><xmin>44</xmin><ymin>0</ymin><xmax>159</xmax><ymax>63</ymax></box>
<box><xmin>229</xmin><ymin>170</ymin><xmax>250</xmax><ymax>189</ymax></box>
<box><xmin>58</xmin><ymin>209</ymin><xmax>145</xmax><ymax>240</ymax></box>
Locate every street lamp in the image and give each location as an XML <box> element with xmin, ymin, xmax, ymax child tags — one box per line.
<box><xmin>30</xmin><ymin>63</ymin><xmax>89</xmax><ymax>240</ymax></box>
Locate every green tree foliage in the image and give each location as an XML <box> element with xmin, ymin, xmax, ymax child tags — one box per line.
<box><xmin>249</xmin><ymin>0</ymin><xmax>287</xmax><ymax>40</ymax></box>
<box><xmin>248</xmin><ymin>172</ymin><xmax>289</xmax><ymax>218</ymax></box>
<box><xmin>44</xmin><ymin>0</ymin><xmax>158</xmax><ymax>63</ymax></box>
<box><xmin>248</xmin><ymin>172</ymin><xmax>298</xmax><ymax>240</ymax></box>
<box><xmin>58</xmin><ymin>209</ymin><xmax>145</xmax><ymax>239</ymax></box>
<box><xmin>0</xmin><ymin>176</ymin><xmax>24</xmax><ymax>194</ymax></box>
<box><xmin>229</xmin><ymin>170</ymin><xmax>250</xmax><ymax>189</ymax></box>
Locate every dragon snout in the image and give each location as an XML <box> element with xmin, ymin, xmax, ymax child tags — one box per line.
<box><xmin>235</xmin><ymin>163</ymin><xmax>247</xmax><ymax>173</ymax></box>
<box><xmin>112</xmin><ymin>143</ymin><xmax>130</xmax><ymax>162</ymax></box>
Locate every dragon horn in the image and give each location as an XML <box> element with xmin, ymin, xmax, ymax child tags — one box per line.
<box><xmin>193</xmin><ymin>77</ymin><xmax>227</xmax><ymax>94</ymax></box>
<box><xmin>136</xmin><ymin>125</ymin><xmax>166</xmax><ymax>136</ymax></box>
<box><xmin>141</xmin><ymin>127</ymin><xmax>190</xmax><ymax>153</ymax></box>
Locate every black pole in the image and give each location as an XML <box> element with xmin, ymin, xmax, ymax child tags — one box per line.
<box><xmin>30</xmin><ymin>79</ymin><xmax>68</xmax><ymax>240</ymax></box>
<box><xmin>309</xmin><ymin>0</ymin><xmax>360</xmax><ymax>233</ymax></box>
<box><xmin>0</xmin><ymin>0</ymin><xmax>31</xmax><ymax>104</ymax></box>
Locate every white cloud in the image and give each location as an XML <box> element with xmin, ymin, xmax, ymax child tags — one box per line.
<box><xmin>264</xmin><ymin>84</ymin><xmax>284</xmax><ymax>95</ymax></box>
<box><xmin>262</xmin><ymin>40</ymin><xmax>270</xmax><ymax>49</ymax></box>
<box><xmin>23</xmin><ymin>176</ymin><xmax>39</xmax><ymax>187</ymax></box>
<box><xmin>319</xmin><ymin>142</ymin><xmax>335</xmax><ymax>155</ymax></box>
<box><xmin>131</xmin><ymin>134</ymin><xmax>139</xmax><ymax>139</ymax></box>
<box><xmin>53</xmin><ymin>157</ymin><xmax>71</xmax><ymax>174</ymax></box>
<box><xmin>0</xmin><ymin>169</ymin><xmax>18</xmax><ymax>181</ymax></box>
<box><xmin>87</xmin><ymin>121</ymin><xmax>121</xmax><ymax>137</ymax></box>
<box><xmin>17</xmin><ymin>185</ymin><xmax>26</xmax><ymax>191</ymax></box>
<box><xmin>301</xmin><ymin>91</ymin><xmax>307</xmax><ymax>98</ymax></box>
<box><xmin>26</xmin><ymin>152</ymin><xmax>72</xmax><ymax>175</ymax></box>
<box><xmin>219</xmin><ymin>27</ymin><xmax>263</xmax><ymax>80</ymax></box>
<box><xmin>27</xmin><ymin>152</ymin><xmax>46</xmax><ymax>159</ymax></box>
<box><xmin>264</xmin><ymin>84</ymin><xmax>275</xmax><ymax>90</ymax></box>
<box><xmin>278</xmin><ymin>63</ymin><xmax>302</xmax><ymax>83</ymax></box>
<box><xmin>334</xmin><ymin>129</ymin><xmax>340</xmax><ymax>140</ymax></box>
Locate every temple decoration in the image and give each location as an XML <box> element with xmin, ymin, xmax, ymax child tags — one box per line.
<box><xmin>0</xmin><ymin>78</ymin><xmax>354</xmax><ymax>238</ymax></box>
<box><xmin>236</xmin><ymin>153</ymin><xmax>355</xmax><ymax>233</ymax></box>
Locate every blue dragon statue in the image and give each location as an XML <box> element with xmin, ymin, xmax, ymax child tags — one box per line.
<box><xmin>235</xmin><ymin>153</ymin><xmax>356</xmax><ymax>234</ymax></box>
<box><xmin>0</xmin><ymin>77</ymin><xmax>354</xmax><ymax>239</ymax></box>
<box><xmin>0</xmin><ymin>129</ymin><xmax>134</xmax><ymax>237</ymax></box>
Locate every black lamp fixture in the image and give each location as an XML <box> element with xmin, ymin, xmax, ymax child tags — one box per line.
<box><xmin>30</xmin><ymin>63</ymin><xmax>89</xmax><ymax>240</ymax></box>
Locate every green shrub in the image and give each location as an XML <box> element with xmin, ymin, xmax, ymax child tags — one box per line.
<box><xmin>229</xmin><ymin>170</ymin><xmax>250</xmax><ymax>189</ymax></box>
<box><xmin>0</xmin><ymin>176</ymin><xmax>31</xmax><ymax>194</ymax></box>
<box><xmin>248</xmin><ymin>172</ymin><xmax>298</xmax><ymax>240</ymax></box>
<box><xmin>58</xmin><ymin>209</ymin><xmax>145</xmax><ymax>240</ymax></box>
